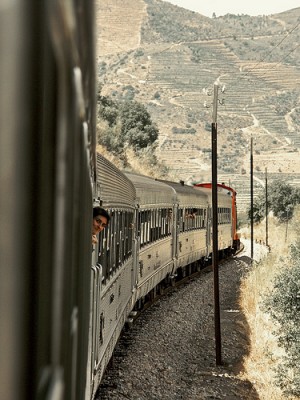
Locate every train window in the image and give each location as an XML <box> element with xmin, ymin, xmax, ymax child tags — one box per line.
<box><xmin>167</xmin><ymin>208</ymin><xmax>172</xmax><ymax>235</ymax></box>
<box><xmin>184</xmin><ymin>208</ymin><xmax>196</xmax><ymax>231</ymax></box>
<box><xmin>227</xmin><ymin>208</ymin><xmax>231</xmax><ymax>223</ymax></box>
<box><xmin>156</xmin><ymin>209</ymin><xmax>158</xmax><ymax>240</ymax></box>
<box><xmin>100</xmin><ymin>208</ymin><xmax>137</xmax><ymax>283</ymax></box>
<box><xmin>119</xmin><ymin>228</ymin><xmax>123</xmax><ymax>265</ymax></box>
<box><xmin>158</xmin><ymin>209</ymin><xmax>161</xmax><ymax>239</ymax></box>
<box><xmin>99</xmin><ymin>209</ymin><xmax>114</xmax><ymax>283</ymax></box>
<box><xmin>150</xmin><ymin>209</ymin><xmax>157</xmax><ymax>242</ymax></box>
<box><xmin>125</xmin><ymin>211</ymin><xmax>131</xmax><ymax>258</ymax></box>
<box><xmin>194</xmin><ymin>209</ymin><xmax>198</xmax><ymax>229</ymax></box>
<box><xmin>140</xmin><ymin>210</ymin><xmax>145</xmax><ymax>246</ymax></box>
<box><xmin>122</xmin><ymin>211</ymin><xmax>125</xmax><ymax>261</ymax></box>
<box><xmin>139</xmin><ymin>210</ymin><xmax>144</xmax><ymax>246</ymax></box>
<box><xmin>128</xmin><ymin>212</ymin><xmax>133</xmax><ymax>255</ymax></box>
<box><xmin>161</xmin><ymin>209</ymin><xmax>165</xmax><ymax>237</ymax></box>
<box><xmin>198</xmin><ymin>209</ymin><xmax>201</xmax><ymax>228</ymax></box>
<box><xmin>218</xmin><ymin>207</ymin><xmax>222</xmax><ymax>225</ymax></box>
<box><xmin>178</xmin><ymin>208</ymin><xmax>184</xmax><ymax>233</ymax></box>
<box><xmin>143</xmin><ymin>211</ymin><xmax>147</xmax><ymax>245</ymax></box>
<box><xmin>115</xmin><ymin>211</ymin><xmax>120</xmax><ymax>274</ymax></box>
<box><xmin>146</xmin><ymin>210</ymin><xmax>149</xmax><ymax>244</ymax></box>
<box><xmin>144</xmin><ymin>210</ymin><xmax>149</xmax><ymax>244</ymax></box>
<box><xmin>140</xmin><ymin>212</ymin><xmax>144</xmax><ymax>246</ymax></box>
<box><xmin>198</xmin><ymin>208</ymin><xmax>203</xmax><ymax>229</ymax></box>
<box><xmin>140</xmin><ymin>209</ymin><xmax>150</xmax><ymax>246</ymax></box>
<box><xmin>124</xmin><ymin>212</ymin><xmax>127</xmax><ymax>257</ymax></box>
<box><xmin>184</xmin><ymin>208</ymin><xmax>189</xmax><ymax>231</ymax></box>
<box><xmin>186</xmin><ymin>208</ymin><xmax>188</xmax><ymax>230</ymax></box>
<box><xmin>150</xmin><ymin>209</ymin><xmax>155</xmax><ymax>242</ymax></box>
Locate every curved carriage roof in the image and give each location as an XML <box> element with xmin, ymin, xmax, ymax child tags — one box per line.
<box><xmin>97</xmin><ymin>154</ymin><xmax>136</xmax><ymax>209</ymax></box>
<box><xmin>124</xmin><ymin>172</ymin><xmax>175</xmax><ymax>208</ymax></box>
<box><xmin>156</xmin><ymin>179</ymin><xmax>209</xmax><ymax>208</ymax></box>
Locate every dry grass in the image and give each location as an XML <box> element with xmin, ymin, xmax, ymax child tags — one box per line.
<box><xmin>239</xmin><ymin>210</ymin><xmax>300</xmax><ymax>400</ymax></box>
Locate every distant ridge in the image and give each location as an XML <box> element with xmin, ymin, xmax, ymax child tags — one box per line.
<box><xmin>96</xmin><ymin>0</ymin><xmax>300</xmax><ymax>212</ymax></box>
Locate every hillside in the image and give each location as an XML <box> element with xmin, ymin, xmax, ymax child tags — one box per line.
<box><xmin>96</xmin><ymin>0</ymin><xmax>300</xmax><ymax>212</ymax></box>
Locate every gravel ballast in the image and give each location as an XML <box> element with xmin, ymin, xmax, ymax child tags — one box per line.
<box><xmin>97</xmin><ymin>240</ymin><xmax>267</xmax><ymax>399</ymax></box>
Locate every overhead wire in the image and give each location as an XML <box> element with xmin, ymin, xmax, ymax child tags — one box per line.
<box><xmin>242</xmin><ymin>20</ymin><xmax>300</xmax><ymax>78</ymax></box>
<box><xmin>249</xmin><ymin>42</ymin><xmax>300</xmax><ymax>82</ymax></box>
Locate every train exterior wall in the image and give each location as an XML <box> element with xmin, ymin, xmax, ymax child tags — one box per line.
<box><xmin>176</xmin><ymin>230</ymin><xmax>208</xmax><ymax>269</ymax></box>
<box><xmin>90</xmin><ymin>258</ymin><xmax>134</xmax><ymax>398</ymax></box>
<box><xmin>134</xmin><ymin>237</ymin><xmax>174</xmax><ymax>301</ymax></box>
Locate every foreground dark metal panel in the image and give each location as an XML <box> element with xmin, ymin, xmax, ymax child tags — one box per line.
<box><xmin>0</xmin><ymin>1</ymin><xmax>96</xmax><ymax>399</ymax></box>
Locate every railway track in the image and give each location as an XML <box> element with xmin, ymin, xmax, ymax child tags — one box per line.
<box><xmin>97</xmin><ymin>246</ymin><xmax>249</xmax><ymax>400</ymax></box>
<box><xmin>132</xmin><ymin>243</ymin><xmax>245</xmax><ymax>324</ymax></box>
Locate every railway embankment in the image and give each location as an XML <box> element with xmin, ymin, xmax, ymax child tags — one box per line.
<box><xmin>98</xmin><ymin>241</ymin><xmax>267</xmax><ymax>399</ymax></box>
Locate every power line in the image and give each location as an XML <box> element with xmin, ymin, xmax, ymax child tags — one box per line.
<box><xmin>243</xmin><ymin>20</ymin><xmax>300</xmax><ymax>78</ymax></box>
<box><xmin>242</xmin><ymin>42</ymin><xmax>300</xmax><ymax>84</ymax></box>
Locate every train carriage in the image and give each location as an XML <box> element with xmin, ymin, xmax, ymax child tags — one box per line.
<box><xmin>194</xmin><ymin>183</ymin><xmax>239</xmax><ymax>255</ymax></box>
<box><xmin>124</xmin><ymin>172</ymin><xmax>177</xmax><ymax>303</ymax></box>
<box><xmin>157</xmin><ymin>180</ymin><xmax>210</xmax><ymax>274</ymax></box>
<box><xmin>89</xmin><ymin>155</ymin><xmax>136</xmax><ymax>397</ymax></box>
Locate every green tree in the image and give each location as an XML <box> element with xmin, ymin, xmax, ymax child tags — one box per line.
<box><xmin>268</xmin><ymin>180</ymin><xmax>300</xmax><ymax>222</ymax></box>
<box><xmin>248</xmin><ymin>180</ymin><xmax>300</xmax><ymax>223</ymax></box>
<box><xmin>97</xmin><ymin>95</ymin><xmax>159</xmax><ymax>154</ymax></box>
<box><xmin>98</xmin><ymin>95</ymin><xmax>118</xmax><ymax>127</ymax></box>
<box><xmin>248</xmin><ymin>194</ymin><xmax>267</xmax><ymax>223</ymax></box>
<box><xmin>119</xmin><ymin>101</ymin><xmax>159</xmax><ymax>149</ymax></box>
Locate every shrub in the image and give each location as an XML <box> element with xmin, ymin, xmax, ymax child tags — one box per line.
<box><xmin>263</xmin><ymin>241</ymin><xmax>300</xmax><ymax>396</ymax></box>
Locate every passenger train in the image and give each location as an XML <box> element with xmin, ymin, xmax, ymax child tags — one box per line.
<box><xmin>91</xmin><ymin>155</ymin><xmax>240</xmax><ymax>398</ymax></box>
<box><xmin>0</xmin><ymin>2</ymin><xmax>239</xmax><ymax>399</ymax></box>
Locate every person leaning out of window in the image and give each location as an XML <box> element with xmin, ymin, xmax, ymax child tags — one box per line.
<box><xmin>92</xmin><ymin>207</ymin><xmax>110</xmax><ymax>246</ymax></box>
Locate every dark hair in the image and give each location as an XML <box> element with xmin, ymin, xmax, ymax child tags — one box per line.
<box><xmin>93</xmin><ymin>206</ymin><xmax>110</xmax><ymax>222</ymax></box>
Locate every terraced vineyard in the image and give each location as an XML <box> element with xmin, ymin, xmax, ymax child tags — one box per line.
<box><xmin>96</xmin><ymin>0</ymin><xmax>300</xmax><ymax>212</ymax></box>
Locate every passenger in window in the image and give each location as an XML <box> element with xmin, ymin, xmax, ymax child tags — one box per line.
<box><xmin>185</xmin><ymin>208</ymin><xmax>198</xmax><ymax>219</ymax></box>
<box><xmin>92</xmin><ymin>207</ymin><xmax>110</xmax><ymax>245</ymax></box>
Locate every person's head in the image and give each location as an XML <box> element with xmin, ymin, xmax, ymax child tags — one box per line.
<box><xmin>92</xmin><ymin>207</ymin><xmax>110</xmax><ymax>235</ymax></box>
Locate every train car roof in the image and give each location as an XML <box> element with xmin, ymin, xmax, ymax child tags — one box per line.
<box><xmin>97</xmin><ymin>154</ymin><xmax>136</xmax><ymax>209</ymax></box>
<box><xmin>124</xmin><ymin>172</ymin><xmax>176</xmax><ymax>207</ymax></box>
<box><xmin>156</xmin><ymin>179</ymin><xmax>209</xmax><ymax>207</ymax></box>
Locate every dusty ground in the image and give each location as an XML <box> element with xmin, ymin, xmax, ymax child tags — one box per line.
<box><xmin>97</xmin><ymin>241</ymin><xmax>266</xmax><ymax>399</ymax></box>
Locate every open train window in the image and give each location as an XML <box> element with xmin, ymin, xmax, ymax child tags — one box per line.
<box><xmin>140</xmin><ymin>209</ymin><xmax>151</xmax><ymax>247</ymax></box>
<box><xmin>178</xmin><ymin>208</ymin><xmax>184</xmax><ymax>233</ymax></box>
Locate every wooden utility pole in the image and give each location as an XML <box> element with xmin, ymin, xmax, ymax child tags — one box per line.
<box><xmin>265</xmin><ymin>168</ymin><xmax>268</xmax><ymax>248</ymax></box>
<box><xmin>211</xmin><ymin>83</ymin><xmax>222</xmax><ymax>366</ymax></box>
<box><xmin>250</xmin><ymin>136</ymin><xmax>254</xmax><ymax>262</ymax></box>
